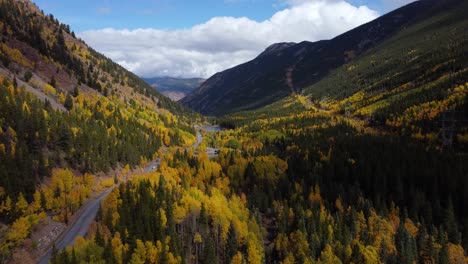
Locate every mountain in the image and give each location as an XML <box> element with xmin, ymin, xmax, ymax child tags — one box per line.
<box><xmin>144</xmin><ymin>77</ymin><xmax>204</xmax><ymax>101</ymax></box>
<box><xmin>2</xmin><ymin>0</ymin><xmax>468</xmax><ymax>264</ymax></box>
<box><xmin>181</xmin><ymin>0</ymin><xmax>463</xmax><ymax>116</ymax></box>
<box><xmin>0</xmin><ymin>0</ymin><xmax>197</xmax><ymax>203</ymax></box>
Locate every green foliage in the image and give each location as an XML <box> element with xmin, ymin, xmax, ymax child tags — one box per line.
<box><xmin>23</xmin><ymin>70</ymin><xmax>32</xmax><ymax>82</ymax></box>
<box><xmin>64</xmin><ymin>94</ymin><xmax>73</xmax><ymax>111</ymax></box>
<box><xmin>0</xmin><ymin>78</ymin><xmax>162</xmax><ymax>203</ymax></box>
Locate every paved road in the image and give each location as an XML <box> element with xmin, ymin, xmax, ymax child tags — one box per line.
<box><xmin>36</xmin><ymin>127</ymin><xmax>214</xmax><ymax>263</ymax></box>
<box><xmin>145</xmin><ymin>158</ymin><xmax>161</xmax><ymax>173</ymax></box>
<box><xmin>192</xmin><ymin>130</ymin><xmax>203</xmax><ymax>150</ymax></box>
<box><xmin>37</xmin><ymin>187</ymin><xmax>113</xmax><ymax>264</ymax></box>
<box><xmin>37</xmin><ymin>160</ymin><xmax>161</xmax><ymax>264</ymax></box>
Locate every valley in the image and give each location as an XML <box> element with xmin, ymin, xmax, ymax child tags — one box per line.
<box><xmin>144</xmin><ymin>77</ymin><xmax>204</xmax><ymax>102</ymax></box>
<box><xmin>0</xmin><ymin>0</ymin><xmax>467</xmax><ymax>263</ymax></box>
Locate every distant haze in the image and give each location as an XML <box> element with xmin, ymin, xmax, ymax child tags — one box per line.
<box><xmin>144</xmin><ymin>77</ymin><xmax>205</xmax><ymax>101</ymax></box>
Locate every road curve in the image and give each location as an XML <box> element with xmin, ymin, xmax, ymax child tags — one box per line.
<box><xmin>37</xmin><ymin>187</ymin><xmax>113</xmax><ymax>264</ymax></box>
<box><xmin>37</xmin><ymin>161</ymin><xmax>160</xmax><ymax>264</ymax></box>
<box><xmin>37</xmin><ymin>127</ymin><xmax>212</xmax><ymax>263</ymax></box>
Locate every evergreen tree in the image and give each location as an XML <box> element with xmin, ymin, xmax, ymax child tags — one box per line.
<box><xmin>49</xmin><ymin>76</ymin><xmax>57</xmax><ymax>88</ymax></box>
<box><xmin>23</xmin><ymin>70</ymin><xmax>32</xmax><ymax>82</ymax></box>
<box><xmin>95</xmin><ymin>225</ymin><xmax>105</xmax><ymax>247</ymax></box>
<box><xmin>225</xmin><ymin>222</ymin><xmax>238</xmax><ymax>264</ymax></box>
<box><xmin>444</xmin><ymin>199</ymin><xmax>461</xmax><ymax>244</ymax></box>
<box><xmin>463</xmin><ymin>218</ymin><xmax>468</xmax><ymax>254</ymax></box>
<box><xmin>395</xmin><ymin>223</ymin><xmax>416</xmax><ymax>264</ymax></box>
<box><xmin>72</xmin><ymin>86</ymin><xmax>79</xmax><ymax>97</ymax></box>
<box><xmin>203</xmin><ymin>232</ymin><xmax>217</xmax><ymax>264</ymax></box>
<box><xmin>64</xmin><ymin>94</ymin><xmax>73</xmax><ymax>111</ymax></box>
<box><xmin>439</xmin><ymin>242</ymin><xmax>450</xmax><ymax>264</ymax></box>
<box><xmin>51</xmin><ymin>243</ymin><xmax>59</xmax><ymax>264</ymax></box>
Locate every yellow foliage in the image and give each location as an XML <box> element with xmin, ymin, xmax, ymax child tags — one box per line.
<box><xmin>404</xmin><ymin>218</ymin><xmax>418</xmax><ymax>237</ymax></box>
<box><xmin>246</xmin><ymin>233</ymin><xmax>264</xmax><ymax>264</ymax></box>
<box><xmin>15</xmin><ymin>193</ymin><xmax>28</xmax><ymax>216</ymax></box>
<box><xmin>99</xmin><ymin>178</ymin><xmax>115</xmax><ymax>189</ymax></box>
<box><xmin>44</xmin><ymin>84</ymin><xmax>56</xmax><ymax>96</ymax></box>
<box><xmin>112</xmin><ymin>232</ymin><xmax>127</xmax><ymax>264</ymax></box>
<box><xmin>28</xmin><ymin>190</ymin><xmax>42</xmax><ymax>213</ymax></box>
<box><xmin>160</xmin><ymin>208</ymin><xmax>167</xmax><ymax>229</ymax></box>
<box><xmin>319</xmin><ymin>245</ymin><xmax>342</xmax><ymax>264</ymax></box>
<box><xmin>447</xmin><ymin>243</ymin><xmax>465</xmax><ymax>264</ymax></box>
<box><xmin>309</xmin><ymin>184</ymin><xmax>322</xmax><ymax>206</ymax></box>
<box><xmin>0</xmin><ymin>43</ymin><xmax>31</xmax><ymax>67</ymax></box>
<box><xmin>193</xmin><ymin>232</ymin><xmax>203</xmax><ymax>243</ymax></box>
<box><xmin>231</xmin><ymin>252</ymin><xmax>244</xmax><ymax>264</ymax></box>
<box><xmin>5</xmin><ymin>216</ymin><xmax>30</xmax><ymax>246</ymax></box>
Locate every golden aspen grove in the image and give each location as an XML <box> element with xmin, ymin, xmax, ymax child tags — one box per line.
<box><xmin>0</xmin><ymin>0</ymin><xmax>468</xmax><ymax>263</ymax></box>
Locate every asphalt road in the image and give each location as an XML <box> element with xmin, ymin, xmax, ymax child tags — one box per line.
<box><xmin>145</xmin><ymin>158</ymin><xmax>162</xmax><ymax>173</ymax></box>
<box><xmin>37</xmin><ymin>160</ymin><xmax>161</xmax><ymax>264</ymax></box>
<box><xmin>193</xmin><ymin>130</ymin><xmax>203</xmax><ymax>150</ymax></box>
<box><xmin>36</xmin><ymin>127</ymin><xmax>214</xmax><ymax>263</ymax></box>
<box><xmin>37</xmin><ymin>187</ymin><xmax>113</xmax><ymax>264</ymax></box>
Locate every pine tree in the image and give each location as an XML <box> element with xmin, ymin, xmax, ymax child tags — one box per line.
<box><xmin>225</xmin><ymin>222</ymin><xmax>238</xmax><ymax>264</ymax></box>
<box><xmin>395</xmin><ymin>223</ymin><xmax>416</xmax><ymax>264</ymax></box>
<box><xmin>51</xmin><ymin>243</ymin><xmax>59</xmax><ymax>264</ymax></box>
<box><xmin>444</xmin><ymin>199</ymin><xmax>460</xmax><ymax>244</ymax></box>
<box><xmin>71</xmin><ymin>248</ymin><xmax>78</xmax><ymax>264</ymax></box>
<box><xmin>49</xmin><ymin>76</ymin><xmax>57</xmax><ymax>88</ymax></box>
<box><xmin>439</xmin><ymin>242</ymin><xmax>450</xmax><ymax>264</ymax></box>
<box><xmin>463</xmin><ymin>218</ymin><xmax>468</xmax><ymax>254</ymax></box>
<box><xmin>95</xmin><ymin>225</ymin><xmax>105</xmax><ymax>247</ymax></box>
<box><xmin>64</xmin><ymin>94</ymin><xmax>73</xmax><ymax>111</ymax></box>
<box><xmin>23</xmin><ymin>70</ymin><xmax>32</xmax><ymax>82</ymax></box>
<box><xmin>72</xmin><ymin>86</ymin><xmax>79</xmax><ymax>97</ymax></box>
<box><xmin>203</xmin><ymin>232</ymin><xmax>217</xmax><ymax>264</ymax></box>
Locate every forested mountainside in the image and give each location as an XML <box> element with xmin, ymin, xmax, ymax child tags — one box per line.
<box><xmin>0</xmin><ymin>0</ymin><xmax>198</xmax><ymax>260</ymax></box>
<box><xmin>181</xmin><ymin>0</ymin><xmax>464</xmax><ymax>116</ymax></box>
<box><xmin>53</xmin><ymin>97</ymin><xmax>468</xmax><ymax>264</ymax></box>
<box><xmin>1</xmin><ymin>0</ymin><xmax>468</xmax><ymax>263</ymax></box>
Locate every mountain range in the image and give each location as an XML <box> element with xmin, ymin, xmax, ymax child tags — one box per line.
<box><xmin>1</xmin><ymin>0</ymin><xmax>468</xmax><ymax>263</ymax></box>
<box><xmin>144</xmin><ymin>77</ymin><xmax>204</xmax><ymax>101</ymax></box>
<box><xmin>181</xmin><ymin>0</ymin><xmax>465</xmax><ymax>116</ymax></box>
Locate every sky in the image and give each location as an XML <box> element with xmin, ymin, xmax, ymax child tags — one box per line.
<box><xmin>33</xmin><ymin>0</ymin><xmax>416</xmax><ymax>78</ymax></box>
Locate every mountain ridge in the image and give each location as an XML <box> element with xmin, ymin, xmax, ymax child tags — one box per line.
<box><xmin>181</xmin><ymin>0</ymin><xmax>457</xmax><ymax>116</ymax></box>
<box><xmin>144</xmin><ymin>77</ymin><xmax>204</xmax><ymax>101</ymax></box>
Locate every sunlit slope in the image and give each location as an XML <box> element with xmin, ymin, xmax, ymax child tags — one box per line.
<box><xmin>303</xmin><ymin>0</ymin><xmax>468</xmax><ymax>142</ymax></box>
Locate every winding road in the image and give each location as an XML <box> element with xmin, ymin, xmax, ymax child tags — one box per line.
<box><xmin>37</xmin><ymin>125</ymin><xmax>220</xmax><ymax>263</ymax></box>
<box><xmin>37</xmin><ymin>161</ymin><xmax>160</xmax><ymax>264</ymax></box>
<box><xmin>37</xmin><ymin>187</ymin><xmax>113</xmax><ymax>264</ymax></box>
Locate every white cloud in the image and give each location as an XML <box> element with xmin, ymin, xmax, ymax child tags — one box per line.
<box><xmin>79</xmin><ymin>0</ymin><xmax>378</xmax><ymax>78</ymax></box>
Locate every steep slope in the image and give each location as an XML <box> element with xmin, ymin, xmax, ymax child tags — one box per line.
<box><xmin>144</xmin><ymin>77</ymin><xmax>204</xmax><ymax>101</ymax></box>
<box><xmin>219</xmin><ymin>0</ymin><xmax>468</xmax><ymax>148</ymax></box>
<box><xmin>182</xmin><ymin>0</ymin><xmax>460</xmax><ymax>116</ymax></box>
<box><xmin>0</xmin><ymin>0</ymin><xmax>197</xmax><ymax>203</ymax></box>
<box><xmin>301</xmin><ymin>0</ymin><xmax>468</xmax><ymax>145</ymax></box>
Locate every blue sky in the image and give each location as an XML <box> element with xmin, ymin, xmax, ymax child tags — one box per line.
<box><xmin>31</xmin><ymin>0</ymin><xmax>415</xmax><ymax>78</ymax></box>
<box><xmin>33</xmin><ymin>0</ymin><xmax>397</xmax><ymax>31</ymax></box>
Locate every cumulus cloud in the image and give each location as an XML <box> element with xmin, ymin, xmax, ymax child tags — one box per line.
<box><xmin>79</xmin><ymin>0</ymin><xmax>378</xmax><ymax>78</ymax></box>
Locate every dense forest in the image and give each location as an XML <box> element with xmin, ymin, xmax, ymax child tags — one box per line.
<box><xmin>52</xmin><ymin>106</ymin><xmax>468</xmax><ymax>263</ymax></box>
<box><xmin>0</xmin><ymin>0</ymin><xmax>468</xmax><ymax>263</ymax></box>
<box><xmin>0</xmin><ymin>0</ymin><xmax>198</xmax><ymax>261</ymax></box>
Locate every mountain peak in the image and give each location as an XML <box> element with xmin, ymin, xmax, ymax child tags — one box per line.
<box><xmin>259</xmin><ymin>42</ymin><xmax>296</xmax><ymax>57</ymax></box>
